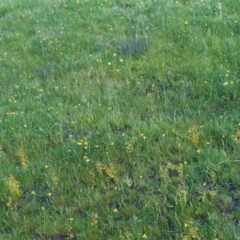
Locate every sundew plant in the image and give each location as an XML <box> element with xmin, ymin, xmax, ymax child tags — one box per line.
<box><xmin>0</xmin><ymin>0</ymin><xmax>240</xmax><ymax>239</ymax></box>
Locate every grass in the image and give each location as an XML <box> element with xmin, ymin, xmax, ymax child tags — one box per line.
<box><xmin>0</xmin><ymin>0</ymin><xmax>240</xmax><ymax>239</ymax></box>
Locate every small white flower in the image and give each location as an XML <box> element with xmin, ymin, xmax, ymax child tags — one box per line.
<box><xmin>223</xmin><ymin>82</ymin><xmax>228</xmax><ymax>86</ymax></box>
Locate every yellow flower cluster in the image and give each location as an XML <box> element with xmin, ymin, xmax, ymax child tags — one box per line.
<box><xmin>188</xmin><ymin>125</ymin><xmax>199</xmax><ymax>145</ymax></box>
<box><xmin>6</xmin><ymin>176</ymin><xmax>21</xmax><ymax>198</ymax></box>
<box><xmin>125</xmin><ymin>137</ymin><xmax>137</xmax><ymax>154</ymax></box>
<box><xmin>6</xmin><ymin>176</ymin><xmax>22</xmax><ymax>208</ymax></box>
<box><xmin>77</xmin><ymin>138</ymin><xmax>89</xmax><ymax>149</ymax></box>
<box><xmin>208</xmin><ymin>190</ymin><xmax>217</xmax><ymax>199</ymax></box>
<box><xmin>183</xmin><ymin>221</ymin><xmax>200</xmax><ymax>240</ymax></box>
<box><xmin>91</xmin><ymin>213</ymin><xmax>98</xmax><ymax>226</ymax></box>
<box><xmin>96</xmin><ymin>162</ymin><xmax>118</xmax><ymax>181</ymax></box>
<box><xmin>140</xmin><ymin>133</ymin><xmax>147</xmax><ymax>140</ymax></box>
<box><xmin>16</xmin><ymin>148</ymin><xmax>28</xmax><ymax>168</ymax></box>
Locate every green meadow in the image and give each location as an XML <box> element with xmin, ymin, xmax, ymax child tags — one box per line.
<box><xmin>1</xmin><ymin>0</ymin><xmax>240</xmax><ymax>239</ymax></box>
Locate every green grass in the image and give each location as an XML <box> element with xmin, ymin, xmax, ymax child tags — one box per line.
<box><xmin>1</xmin><ymin>0</ymin><xmax>240</xmax><ymax>239</ymax></box>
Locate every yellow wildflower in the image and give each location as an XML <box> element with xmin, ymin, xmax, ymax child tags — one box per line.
<box><xmin>6</xmin><ymin>176</ymin><xmax>21</xmax><ymax>198</ymax></box>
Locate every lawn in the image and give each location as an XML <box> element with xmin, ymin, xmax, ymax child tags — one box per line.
<box><xmin>1</xmin><ymin>0</ymin><xmax>240</xmax><ymax>239</ymax></box>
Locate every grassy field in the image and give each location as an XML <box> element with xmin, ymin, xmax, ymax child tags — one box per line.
<box><xmin>1</xmin><ymin>0</ymin><xmax>240</xmax><ymax>239</ymax></box>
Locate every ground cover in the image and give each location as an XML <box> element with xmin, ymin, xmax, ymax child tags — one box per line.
<box><xmin>0</xmin><ymin>0</ymin><xmax>240</xmax><ymax>239</ymax></box>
